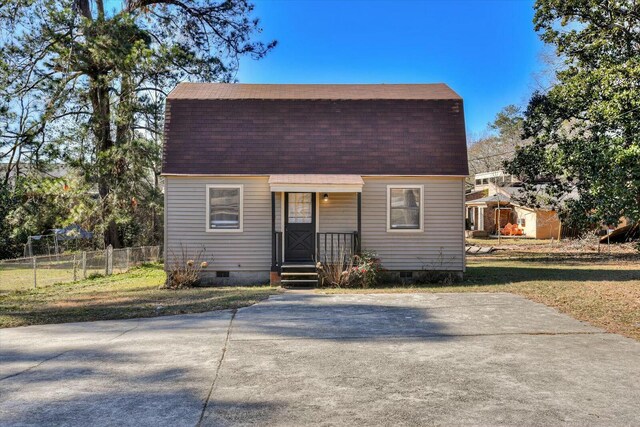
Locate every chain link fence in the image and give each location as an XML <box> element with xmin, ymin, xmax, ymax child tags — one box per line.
<box><xmin>0</xmin><ymin>246</ymin><xmax>161</xmax><ymax>292</ymax></box>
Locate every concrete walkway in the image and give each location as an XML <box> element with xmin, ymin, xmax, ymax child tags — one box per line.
<box><xmin>1</xmin><ymin>293</ymin><xmax>639</xmax><ymax>426</ymax></box>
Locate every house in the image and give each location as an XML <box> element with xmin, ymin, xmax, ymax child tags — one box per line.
<box><xmin>465</xmin><ymin>172</ymin><xmax>561</xmax><ymax>239</ymax></box>
<box><xmin>472</xmin><ymin>170</ymin><xmax>518</xmax><ymax>191</ymax></box>
<box><xmin>162</xmin><ymin>83</ymin><xmax>468</xmax><ymax>285</ymax></box>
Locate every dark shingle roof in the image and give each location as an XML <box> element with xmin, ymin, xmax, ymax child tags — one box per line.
<box><xmin>162</xmin><ymin>83</ymin><xmax>468</xmax><ymax>176</ymax></box>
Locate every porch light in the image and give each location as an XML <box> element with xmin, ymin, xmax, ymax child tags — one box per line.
<box><xmin>323</xmin><ymin>193</ymin><xmax>329</xmax><ymax>202</ymax></box>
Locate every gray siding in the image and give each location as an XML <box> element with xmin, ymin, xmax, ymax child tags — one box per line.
<box><xmin>165</xmin><ymin>176</ymin><xmax>272</xmax><ymax>272</ymax></box>
<box><xmin>360</xmin><ymin>177</ymin><xmax>465</xmax><ymax>271</ymax></box>
<box><xmin>318</xmin><ymin>192</ymin><xmax>358</xmax><ymax>233</ymax></box>
<box><xmin>165</xmin><ymin>176</ymin><xmax>465</xmax><ymax>278</ymax></box>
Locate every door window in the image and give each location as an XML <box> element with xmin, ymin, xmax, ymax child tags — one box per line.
<box><xmin>288</xmin><ymin>193</ymin><xmax>312</xmax><ymax>223</ymax></box>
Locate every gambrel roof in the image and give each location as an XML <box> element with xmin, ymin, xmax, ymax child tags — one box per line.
<box><xmin>162</xmin><ymin>83</ymin><xmax>468</xmax><ymax>176</ymax></box>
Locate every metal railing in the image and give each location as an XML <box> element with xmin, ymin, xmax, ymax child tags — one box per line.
<box><xmin>316</xmin><ymin>232</ymin><xmax>359</xmax><ymax>264</ymax></box>
<box><xmin>0</xmin><ymin>245</ymin><xmax>161</xmax><ymax>292</ymax></box>
<box><xmin>272</xmin><ymin>231</ymin><xmax>283</xmax><ymax>271</ymax></box>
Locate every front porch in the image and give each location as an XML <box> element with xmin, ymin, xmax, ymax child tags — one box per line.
<box><xmin>268</xmin><ymin>175</ymin><xmax>363</xmax><ymax>285</ymax></box>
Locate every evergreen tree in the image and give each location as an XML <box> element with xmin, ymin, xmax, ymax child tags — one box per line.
<box><xmin>0</xmin><ymin>0</ymin><xmax>275</xmax><ymax>249</ymax></box>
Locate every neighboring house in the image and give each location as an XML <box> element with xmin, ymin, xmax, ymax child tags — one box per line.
<box><xmin>465</xmin><ymin>172</ymin><xmax>561</xmax><ymax>239</ymax></box>
<box><xmin>162</xmin><ymin>83</ymin><xmax>468</xmax><ymax>285</ymax></box>
<box><xmin>472</xmin><ymin>170</ymin><xmax>519</xmax><ymax>191</ymax></box>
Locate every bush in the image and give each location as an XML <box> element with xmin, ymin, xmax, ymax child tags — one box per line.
<box><xmin>317</xmin><ymin>251</ymin><xmax>354</xmax><ymax>288</ymax></box>
<box><xmin>165</xmin><ymin>245</ymin><xmax>210</xmax><ymax>289</ymax></box>
<box><xmin>318</xmin><ymin>250</ymin><xmax>382</xmax><ymax>288</ymax></box>
<box><xmin>351</xmin><ymin>251</ymin><xmax>382</xmax><ymax>288</ymax></box>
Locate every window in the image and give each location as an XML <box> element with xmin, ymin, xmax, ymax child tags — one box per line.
<box><xmin>387</xmin><ymin>185</ymin><xmax>423</xmax><ymax>232</ymax></box>
<box><xmin>287</xmin><ymin>193</ymin><xmax>312</xmax><ymax>223</ymax></box>
<box><xmin>206</xmin><ymin>185</ymin><xmax>243</xmax><ymax>232</ymax></box>
<box><xmin>216</xmin><ymin>271</ymin><xmax>230</xmax><ymax>278</ymax></box>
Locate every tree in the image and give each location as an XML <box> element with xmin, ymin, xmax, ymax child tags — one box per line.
<box><xmin>506</xmin><ymin>0</ymin><xmax>640</xmax><ymax>227</ymax></box>
<box><xmin>6</xmin><ymin>173</ymin><xmax>99</xmax><ymax>254</ymax></box>
<box><xmin>0</xmin><ymin>180</ymin><xmax>22</xmax><ymax>259</ymax></box>
<box><xmin>467</xmin><ymin>105</ymin><xmax>525</xmax><ymax>176</ymax></box>
<box><xmin>0</xmin><ymin>0</ymin><xmax>275</xmax><ymax>248</ymax></box>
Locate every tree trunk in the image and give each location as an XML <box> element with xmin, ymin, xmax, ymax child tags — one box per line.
<box><xmin>77</xmin><ymin>0</ymin><xmax>122</xmax><ymax>248</ymax></box>
<box><xmin>89</xmin><ymin>78</ymin><xmax>121</xmax><ymax>248</ymax></box>
<box><xmin>116</xmin><ymin>74</ymin><xmax>134</xmax><ymax>147</ymax></box>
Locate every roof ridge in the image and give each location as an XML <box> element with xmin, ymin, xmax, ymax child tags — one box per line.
<box><xmin>167</xmin><ymin>82</ymin><xmax>462</xmax><ymax>100</ymax></box>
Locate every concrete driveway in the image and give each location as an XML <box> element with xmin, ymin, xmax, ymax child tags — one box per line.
<box><xmin>1</xmin><ymin>293</ymin><xmax>639</xmax><ymax>426</ymax></box>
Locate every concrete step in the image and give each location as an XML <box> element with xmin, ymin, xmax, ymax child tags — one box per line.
<box><xmin>281</xmin><ymin>263</ymin><xmax>316</xmax><ymax>269</ymax></box>
<box><xmin>281</xmin><ymin>272</ymin><xmax>318</xmax><ymax>276</ymax></box>
<box><xmin>281</xmin><ymin>279</ymin><xmax>318</xmax><ymax>285</ymax></box>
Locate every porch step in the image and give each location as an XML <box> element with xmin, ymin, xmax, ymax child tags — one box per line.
<box><xmin>281</xmin><ymin>263</ymin><xmax>316</xmax><ymax>269</ymax></box>
<box><xmin>281</xmin><ymin>279</ymin><xmax>318</xmax><ymax>285</ymax></box>
<box><xmin>280</xmin><ymin>263</ymin><xmax>319</xmax><ymax>287</ymax></box>
<box><xmin>281</xmin><ymin>272</ymin><xmax>317</xmax><ymax>276</ymax></box>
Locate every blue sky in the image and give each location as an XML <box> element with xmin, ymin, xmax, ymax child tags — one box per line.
<box><xmin>236</xmin><ymin>0</ymin><xmax>546</xmax><ymax>137</ymax></box>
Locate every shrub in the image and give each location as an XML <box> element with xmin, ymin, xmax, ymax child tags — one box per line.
<box><xmin>318</xmin><ymin>250</ymin><xmax>382</xmax><ymax>288</ymax></box>
<box><xmin>317</xmin><ymin>247</ymin><xmax>354</xmax><ymax>288</ymax></box>
<box><xmin>351</xmin><ymin>251</ymin><xmax>382</xmax><ymax>288</ymax></box>
<box><xmin>165</xmin><ymin>245</ymin><xmax>210</xmax><ymax>289</ymax></box>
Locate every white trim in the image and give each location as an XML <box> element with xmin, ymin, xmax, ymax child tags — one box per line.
<box><xmin>270</xmin><ymin>184</ymin><xmax>362</xmax><ymax>193</ymax></box>
<box><xmin>205</xmin><ymin>184</ymin><xmax>244</xmax><ymax>233</ymax></box>
<box><xmin>386</xmin><ymin>185</ymin><xmax>424</xmax><ymax>233</ymax></box>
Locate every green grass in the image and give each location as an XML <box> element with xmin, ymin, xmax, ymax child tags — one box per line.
<box><xmin>0</xmin><ymin>265</ymin><xmax>73</xmax><ymax>292</ymax></box>
<box><xmin>0</xmin><ymin>262</ymin><xmax>108</xmax><ymax>292</ymax></box>
<box><xmin>321</xmin><ymin>256</ymin><xmax>640</xmax><ymax>341</ymax></box>
<box><xmin>0</xmin><ymin>263</ymin><xmax>280</xmax><ymax>328</ymax></box>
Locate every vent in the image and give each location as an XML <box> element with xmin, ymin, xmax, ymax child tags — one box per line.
<box><xmin>399</xmin><ymin>271</ymin><xmax>413</xmax><ymax>279</ymax></box>
<box><xmin>216</xmin><ymin>271</ymin><xmax>230</xmax><ymax>278</ymax></box>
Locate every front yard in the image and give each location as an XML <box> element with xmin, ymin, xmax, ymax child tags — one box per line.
<box><xmin>1</xmin><ymin>255</ymin><xmax>638</xmax><ymax>341</ymax></box>
<box><xmin>0</xmin><ymin>263</ymin><xmax>278</xmax><ymax>328</ymax></box>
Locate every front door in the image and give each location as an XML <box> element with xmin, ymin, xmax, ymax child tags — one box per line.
<box><xmin>285</xmin><ymin>192</ymin><xmax>316</xmax><ymax>262</ymax></box>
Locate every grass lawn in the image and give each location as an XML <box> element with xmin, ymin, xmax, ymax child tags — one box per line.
<box><xmin>0</xmin><ymin>261</ymin><xmax>108</xmax><ymax>292</ymax></box>
<box><xmin>2</xmin><ymin>256</ymin><xmax>638</xmax><ymax>342</ymax></box>
<box><xmin>321</xmin><ymin>255</ymin><xmax>640</xmax><ymax>341</ymax></box>
<box><xmin>0</xmin><ymin>265</ymin><xmax>74</xmax><ymax>291</ymax></box>
<box><xmin>466</xmin><ymin>237</ymin><xmax>555</xmax><ymax>247</ymax></box>
<box><xmin>0</xmin><ymin>263</ymin><xmax>279</xmax><ymax>328</ymax></box>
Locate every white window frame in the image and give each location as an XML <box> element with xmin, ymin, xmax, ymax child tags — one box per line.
<box><xmin>206</xmin><ymin>184</ymin><xmax>244</xmax><ymax>233</ymax></box>
<box><xmin>386</xmin><ymin>185</ymin><xmax>424</xmax><ymax>233</ymax></box>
